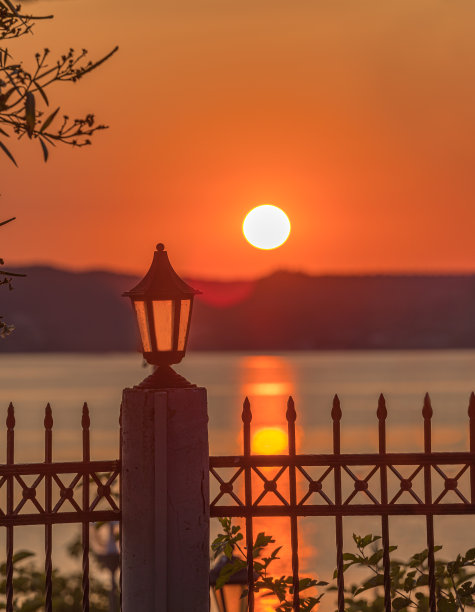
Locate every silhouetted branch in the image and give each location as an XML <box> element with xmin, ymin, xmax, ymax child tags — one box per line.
<box><xmin>0</xmin><ymin>1</ymin><xmax>118</xmax><ymax>164</ymax></box>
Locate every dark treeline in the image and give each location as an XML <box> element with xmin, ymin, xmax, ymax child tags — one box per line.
<box><xmin>2</xmin><ymin>267</ymin><xmax>475</xmax><ymax>352</ymax></box>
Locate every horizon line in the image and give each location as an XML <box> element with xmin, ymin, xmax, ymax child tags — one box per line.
<box><xmin>6</xmin><ymin>261</ymin><xmax>475</xmax><ymax>282</ymax></box>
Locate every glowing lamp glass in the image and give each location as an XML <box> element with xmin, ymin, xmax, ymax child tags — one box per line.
<box><xmin>132</xmin><ymin>297</ymin><xmax>192</xmax><ymax>363</ymax></box>
<box><xmin>214</xmin><ymin>584</ymin><xmax>246</xmax><ymax>612</ymax></box>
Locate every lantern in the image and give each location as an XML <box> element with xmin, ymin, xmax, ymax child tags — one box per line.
<box><xmin>123</xmin><ymin>243</ymin><xmax>201</xmax><ymax>388</ymax></box>
<box><xmin>209</xmin><ymin>555</ymin><xmax>249</xmax><ymax>612</ymax></box>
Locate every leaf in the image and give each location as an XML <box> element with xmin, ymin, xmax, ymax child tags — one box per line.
<box><xmin>416</xmin><ymin>573</ymin><xmax>429</xmax><ymax>586</ymax></box>
<box><xmin>354</xmin><ymin>573</ymin><xmax>384</xmax><ymax>595</ymax></box>
<box><xmin>298</xmin><ymin>577</ymin><xmax>321</xmax><ymax>592</ymax></box>
<box><xmin>333</xmin><ymin>562</ymin><xmax>353</xmax><ymax>579</ymax></box>
<box><xmin>369</xmin><ymin>549</ymin><xmax>384</xmax><ymax>565</ymax></box>
<box><xmin>0</xmin><ymin>217</ymin><xmax>15</xmax><ymax>227</ymax></box>
<box><xmin>409</xmin><ymin>549</ymin><xmax>429</xmax><ymax>567</ymax></box>
<box><xmin>403</xmin><ymin>575</ymin><xmax>416</xmax><ymax>592</ymax></box>
<box><xmin>0</xmin><ymin>88</ymin><xmax>15</xmax><ymax>111</ymax></box>
<box><xmin>35</xmin><ymin>81</ymin><xmax>49</xmax><ymax>106</ymax></box>
<box><xmin>2</xmin><ymin>0</ymin><xmax>19</xmax><ymax>17</ymax></box>
<box><xmin>40</xmin><ymin>107</ymin><xmax>59</xmax><ymax>134</ymax></box>
<box><xmin>25</xmin><ymin>91</ymin><xmax>36</xmax><ymax>137</ymax></box>
<box><xmin>437</xmin><ymin>597</ymin><xmax>458</xmax><ymax>612</ymax></box>
<box><xmin>12</xmin><ymin>550</ymin><xmax>35</xmax><ymax>564</ymax></box>
<box><xmin>215</xmin><ymin>557</ymin><xmax>247</xmax><ymax>590</ymax></box>
<box><xmin>392</xmin><ymin>596</ymin><xmax>412</xmax><ymax>610</ymax></box>
<box><xmin>39</xmin><ymin>138</ymin><xmax>49</xmax><ymax>162</ymax></box>
<box><xmin>357</xmin><ymin>534</ymin><xmax>381</xmax><ymax>549</ymax></box>
<box><xmin>253</xmin><ymin>532</ymin><xmax>274</xmax><ymax>556</ymax></box>
<box><xmin>0</xmin><ymin>141</ymin><xmax>17</xmax><ymax>166</ymax></box>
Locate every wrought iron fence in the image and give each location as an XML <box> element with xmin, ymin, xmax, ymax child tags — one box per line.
<box><xmin>0</xmin><ymin>402</ymin><xmax>121</xmax><ymax>612</ymax></box>
<box><xmin>209</xmin><ymin>393</ymin><xmax>475</xmax><ymax>612</ymax></box>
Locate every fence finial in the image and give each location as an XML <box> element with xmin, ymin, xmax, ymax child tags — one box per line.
<box><xmin>44</xmin><ymin>403</ymin><xmax>53</xmax><ymax>430</ymax></box>
<box><xmin>377</xmin><ymin>393</ymin><xmax>387</xmax><ymax>421</ymax></box>
<box><xmin>286</xmin><ymin>396</ymin><xmax>296</xmax><ymax>422</ymax></box>
<box><xmin>469</xmin><ymin>392</ymin><xmax>475</xmax><ymax>419</ymax></box>
<box><xmin>331</xmin><ymin>394</ymin><xmax>342</xmax><ymax>422</ymax></box>
<box><xmin>242</xmin><ymin>397</ymin><xmax>252</xmax><ymax>423</ymax></box>
<box><xmin>6</xmin><ymin>402</ymin><xmax>15</xmax><ymax>429</ymax></box>
<box><xmin>423</xmin><ymin>393</ymin><xmax>433</xmax><ymax>420</ymax></box>
<box><xmin>82</xmin><ymin>402</ymin><xmax>90</xmax><ymax>429</ymax></box>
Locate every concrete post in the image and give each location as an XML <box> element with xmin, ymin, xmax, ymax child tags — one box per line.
<box><xmin>121</xmin><ymin>386</ymin><xmax>209</xmax><ymax>612</ymax></box>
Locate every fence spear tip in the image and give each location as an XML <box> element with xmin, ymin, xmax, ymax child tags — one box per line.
<box><xmin>44</xmin><ymin>403</ymin><xmax>53</xmax><ymax>429</ymax></box>
<box><xmin>331</xmin><ymin>394</ymin><xmax>342</xmax><ymax>421</ymax></box>
<box><xmin>82</xmin><ymin>402</ymin><xmax>90</xmax><ymax>429</ymax></box>
<box><xmin>377</xmin><ymin>393</ymin><xmax>387</xmax><ymax>420</ymax></box>
<box><xmin>6</xmin><ymin>402</ymin><xmax>15</xmax><ymax>429</ymax></box>
<box><xmin>468</xmin><ymin>392</ymin><xmax>475</xmax><ymax>419</ymax></box>
<box><xmin>242</xmin><ymin>396</ymin><xmax>252</xmax><ymax>423</ymax></box>
<box><xmin>286</xmin><ymin>396</ymin><xmax>296</xmax><ymax>422</ymax></box>
<box><xmin>422</xmin><ymin>392</ymin><xmax>433</xmax><ymax>420</ymax></box>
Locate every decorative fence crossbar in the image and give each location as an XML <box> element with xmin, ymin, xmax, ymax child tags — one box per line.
<box><xmin>0</xmin><ymin>402</ymin><xmax>121</xmax><ymax>612</ymax></box>
<box><xmin>209</xmin><ymin>392</ymin><xmax>475</xmax><ymax>612</ymax></box>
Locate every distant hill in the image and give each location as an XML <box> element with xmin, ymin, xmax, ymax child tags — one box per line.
<box><xmin>2</xmin><ymin>266</ymin><xmax>475</xmax><ymax>352</ymax></box>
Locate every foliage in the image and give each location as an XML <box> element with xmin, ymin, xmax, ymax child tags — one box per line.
<box><xmin>211</xmin><ymin>520</ymin><xmax>475</xmax><ymax>612</ymax></box>
<box><xmin>337</xmin><ymin>533</ymin><xmax>475</xmax><ymax>612</ymax></box>
<box><xmin>0</xmin><ymin>216</ymin><xmax>25</xmax><ymax>337</ymax></box>
<box><xmin>0</xmin><ymin>549</ymin><xmax>111</xmax><ymax>611</ymax></box>
<box><xmin>0</xmin><ymin>0</ymin><xmax>117</xmax><ymax>336</ymax></box>
<box><xmin>211</xmin><ymin>517</ymin><xmax>327</xmax><ymax>612</ymax></box>
<box><xmin>0</xmin><ymin>0</ymin><xmax>117</xmax><ymax>165</ymax></box>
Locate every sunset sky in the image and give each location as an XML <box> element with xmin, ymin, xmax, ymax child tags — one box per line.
<box><xmin>2</xmin><ymin>0</ymin><xmax>475</xmax><ymax>279</ymax></box>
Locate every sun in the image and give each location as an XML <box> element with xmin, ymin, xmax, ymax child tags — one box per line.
<box><xmin>242</xmin><ymin>205</ymin><xmax>291</xmax><ymax>250</ymax></box>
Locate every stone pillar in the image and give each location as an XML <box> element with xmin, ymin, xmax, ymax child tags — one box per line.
<box><xmin>121</xmin><ymin>386</ymin><xmax>209</xmax><ymax>612</ymax></box>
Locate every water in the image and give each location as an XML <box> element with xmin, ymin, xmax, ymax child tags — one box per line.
<box><xmin>1</xmin><ymin>350</ymin><xmax>475</xmax><ymax>610</ymax></box>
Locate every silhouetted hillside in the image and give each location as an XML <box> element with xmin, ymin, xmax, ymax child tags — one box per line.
<box><xmin>2</xmin><ymin>267</ymin><xmax>475</xmax><ymax>352</ymax></box>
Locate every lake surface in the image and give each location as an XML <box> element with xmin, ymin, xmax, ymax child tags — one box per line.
<box><xmin>1</xmin><ymin>350</ymin><xmax>475</xmax><ymax>610</ymax></box>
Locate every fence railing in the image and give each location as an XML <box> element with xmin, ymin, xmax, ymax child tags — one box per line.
<box><xmin>0</xmin><ymin>402</ymin><xmax>121</xmax><ymax>612</ymax></box>
<box><xmin>4</xmin><ymin>392</ymin><xmax>475</xmax><ymax>612</ymax></box>
<box><xmin>209</xmin><ymin>392</ymin><xmax>475</xmax><ymax>612</ymax></box>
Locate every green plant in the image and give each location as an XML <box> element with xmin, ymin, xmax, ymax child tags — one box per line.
<box><xmin>337</xmin><ymin>534</ymin><xmax>475</xmax><ymax>612</ymax></box>
<box><xmin>211</xmin><ymin>520</ymin><xmax>475</xmax><ymax>612</ymax></box>
<box><xmin>0</xmin><ymin>550</ymin><xmax>111</xmax><ymax>611</ymax></box>
<box><xmin>211</xmin><ymin>517</ymin><xmax>327</xmax><ymax>612</ymax></box>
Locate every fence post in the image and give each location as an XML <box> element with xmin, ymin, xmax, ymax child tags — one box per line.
<box><xmin>120</xmin><ymin>385</ymin><xmax>209</xmax><ymax>612</ymax></box>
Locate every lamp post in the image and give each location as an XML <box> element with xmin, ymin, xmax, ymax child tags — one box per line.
<box><xmin>123</xmin><ymin>242</ymin><xmax>201</xmax><ymax>389</ymax></box>
<box><xmin>210</xmin><ymin>556</ymin><xmax>249</xmax><ymax>612</ymax></box>
<box><xmin>121</xmin><ymin>242</ymin><xmax>209</xmax><ymax>612</ymax></box>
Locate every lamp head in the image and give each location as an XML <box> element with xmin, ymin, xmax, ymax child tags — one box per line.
<box><xmin>123</xmin><ymin>243</ymin><xmax>201</xmax><ymax>367</ymax></box>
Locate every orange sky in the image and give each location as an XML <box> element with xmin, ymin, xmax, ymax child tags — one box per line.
<box><xmin>2</xmin><ymin>0</ymin><xmax>475</xmax><ymax>279</ymax></box>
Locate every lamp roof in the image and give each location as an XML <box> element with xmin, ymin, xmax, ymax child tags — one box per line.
<box><xmin>123</xmin><ymin>243</ymin><xmax>201</xmax><ymax>299</ymax></box>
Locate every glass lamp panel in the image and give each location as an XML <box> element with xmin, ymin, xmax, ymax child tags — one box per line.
<box><xmin>152</xmin><ymin>300</ymin><xmax>174</xmax><ymax>351</ymax></box>
<box><xmin>215</xmin><ymin>585</ymin><xmax>245</xmax><ymax>612</ymax></box>
<box><xmin>178</xmin><ymin>299</ymin><xmax>191</xmax><ymax>350</ymax></box>
<box><xmin>133</xmin><ymin>301</ymin><xmax>152</xmax><ymax>352</ymax></box>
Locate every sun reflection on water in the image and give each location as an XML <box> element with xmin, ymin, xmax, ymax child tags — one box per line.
<box><xmin>252</xmin><ymin>427</ymin><xmax>288</xmax><ymax>454</ymax></box>
<box><xmin>239</xmin><ymin>355</ymin><xmax>315</xmax><ymax>611</ymax></box>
